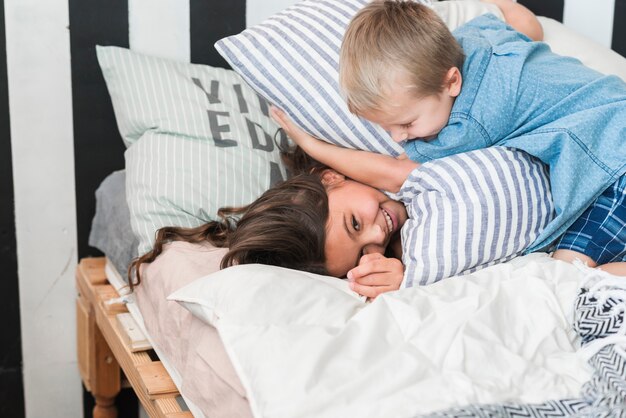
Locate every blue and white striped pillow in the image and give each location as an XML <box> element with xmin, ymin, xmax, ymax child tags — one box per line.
<box><xmin>398</xmin><ymin>148</ymin><xmax>554</xmax><ymax>287</ymax></box>
<box><xmin>215</xmin><ymin>0</ymin><xmax>403</xmax><ymax>156</ymax></box>
<box><xmin>215</xmin><ymin>0</ymin><xmax>504</xmax><ymax>157</ymax></box>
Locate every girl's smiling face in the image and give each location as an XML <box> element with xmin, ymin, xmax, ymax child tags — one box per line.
<box><xmin>322</xmin><ymin>171</ymin><xmax>407</xmax><ymax>277</ymax></box>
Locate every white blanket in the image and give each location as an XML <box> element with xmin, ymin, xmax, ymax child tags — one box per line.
<box><xmin>170</xmin><ymin>253</ymin><xmax>592</xmax><ymax>418</ymax></box>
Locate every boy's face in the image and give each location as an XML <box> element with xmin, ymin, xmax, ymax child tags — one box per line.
<box><xmin>323</xmin><ymin>176</ymin><xmax>407</xmax><ymax>278</ymax></box>
<box><xmin>361</xmin><ymin>70</ymin><xmax>461</xmax><ymax>143</ymax></box>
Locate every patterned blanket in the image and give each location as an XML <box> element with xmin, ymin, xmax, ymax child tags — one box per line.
<box><xmin>426</xmin><ymin>269</ymin><xmax>626</xmax><ymax>418</ymax></box>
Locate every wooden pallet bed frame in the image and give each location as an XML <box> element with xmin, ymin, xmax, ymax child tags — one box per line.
<box><xmin>76</xmin><ymin>257</ymin><xmax>192</xmax><ymax>418</ymax></box>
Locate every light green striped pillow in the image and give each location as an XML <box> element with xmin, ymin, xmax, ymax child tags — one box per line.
<box><xmin>97</xmin><ymin>46</ymin><xmax>289</xmax><ymax>254</ymax></box>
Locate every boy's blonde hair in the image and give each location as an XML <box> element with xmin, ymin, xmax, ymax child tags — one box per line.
<box><xmin>339</xmin><ymin>0</ymin><xmax>465</xmax><ymax>115</ymax></box>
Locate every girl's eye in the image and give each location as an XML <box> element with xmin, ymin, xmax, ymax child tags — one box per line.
<box><xmin>352</xmin><ymin>215</ymin><xmax>360</xmax><ymax>231</ymax></box>
<box><xmin>402</xmin><ymin>122</ymin><xmax>413</xmax><ymax>129</ymax></box>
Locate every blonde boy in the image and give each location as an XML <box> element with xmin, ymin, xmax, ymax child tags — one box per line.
<box><xmin>274</xmin><ymin>0</ymin><xmax>626</xmax><ymax>284</ymax></box>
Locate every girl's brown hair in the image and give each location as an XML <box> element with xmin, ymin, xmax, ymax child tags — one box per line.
<box><xmin>128</xmin><ymin>146</ymin><xmax>330</xmax><ymax>289</ymax></box>
<box><xmin>339</xmin><ymin>0</ymin><xmax>465</xmax><ymax>114</ymax></box>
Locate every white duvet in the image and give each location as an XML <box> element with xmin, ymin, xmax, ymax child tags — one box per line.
<box><xmin>170</xmin><ymin>253</ymin><xmax>592</xmax><ymax>418</ymax></box>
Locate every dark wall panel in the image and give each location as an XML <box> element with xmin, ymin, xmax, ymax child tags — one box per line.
<box><xmin>68</xmin><ymin>1</ymin><xmax>138</xmax><ymax>417</ymax></box>
<box><xmin>613</xmin><ymin>0</ymin><xmax>626</xmax><ymax>57</ymax></box>
<box><xmin>69</xmin><ymin>0</ymin><xmax>128</xmax><ymax>260</ymax></box>
<box><xmin>518</xmin><ymin>0</ymin><xmax>564</xmax><ymax>22</ymax></box>
<box><xmin>190</xmin><ymin>0</ymin><xmax>246</xmax><ymax>67</ymax></box>
<box><xmin>0</xmin><ymin>0</ymin><xmax>25</xmax><ymax>416</ymax></box>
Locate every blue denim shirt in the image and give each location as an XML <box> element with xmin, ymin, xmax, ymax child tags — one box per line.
<box><xmin>403</xmin><ymin>14</ymin><xmax>626</xmax><ymax>252</ymax></box>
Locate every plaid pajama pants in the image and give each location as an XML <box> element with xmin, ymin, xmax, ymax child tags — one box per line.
<box><xmin>556</xmin><ymin>174</ymin><xmax>626</xmax><ymax>264</ymax></box>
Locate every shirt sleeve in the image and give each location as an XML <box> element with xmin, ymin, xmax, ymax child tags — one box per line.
<box><xmin>396</xmin><ymin>147</ymin><xmax>554</xmax><ymax>288</ymax></box>
<box><xmin>396</xmin><ymin>165</ymin><xmax>449</xmax><ymax>288</ymax></box>
<box><xmin>402</xmin><ymin>113</ymin><xmax>492</xmax><ymax>162</ymax></box>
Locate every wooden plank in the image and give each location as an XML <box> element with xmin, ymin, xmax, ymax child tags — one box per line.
<box><xmin>80</xmin><ymin>257</ymin><xmax>108</xmax><ymax>285</ymax></box>
<box><xmin>137</xmin><ymin>362</ymin><xmax>179</xmax><ymax>399</ymax></box>
<box><xmin>157</xmin><ymin>398</ymin><xmax>191</xmax><ymax>416</ymax></box>
<box><xmin>116</xmin><ymin>312</ymin><xmax>152</xmax><ymax>352</ymax></box>
<box><xmin>164</xmin><ymin>412</ymin><xmax>194</xmax><ymax>418</ymax></box>
<box><xmin>76</xmin><ymin>297</ymin><xmax>91</xmax><ymax>391</ymax></box>
<box><xmin>96</xmin><ymin>284</ymin><xmax>127</xmax><ymax>314</ymax></box>
<box><xmin>91</xmin><ymin>315</ymin><xmax>121</xmax><ymax>418</ymax></box>
<box><xmin>76</xmin><ymin>257</ymin><xmax>189</xmax><ymax>418</ymax></box>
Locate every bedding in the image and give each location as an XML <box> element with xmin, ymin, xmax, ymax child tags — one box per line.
<box><xmin>105</xmin><ymin>237</ymin><xmax>626</xmax><ymax>418</ymax></box>
<box><xmin>133</xmin><ymin>241</ymin><xmax>252</xmax><ymax>418</ymax></box>
<box><xmin>170</xmin><ymin>254</ymin><xmax>626</xmax><ymax>418</ymax></box>
<box><xmin>215</xmin><ymin>0</ymin><xmax>503</xmax><ymax>157</ymax></box>
<box><xmin>88</xmin><ymin>170</ymin><xmax>138</xmax><ymax>278</ymax></box>
<box><xmin>398</xmin><ymin>147</ymin><xmax>553</xmax><ymax>287</ymax></box>
<box><xmin>96</xmin><ymin>45</ymin><xmax>290</xmax><ymax>254</ymax></box>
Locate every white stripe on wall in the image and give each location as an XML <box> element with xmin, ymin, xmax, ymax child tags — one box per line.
<box><xmin>246</xmin><ymin>0</ymin><xmax>299</xmax><ymax>27</ymax></box>
<box><xmin>129</xmin><ymin>0</ymin><xmax>190</xmax><ymax>62</ymax></box>
<box><xmin>563</xmin><ymin>0</ymin><xmax>615</xmax><ymax>47</ymax></box>
<box><xmin>5</xmin><ymin>0</ymin><xmax>81</xmax><ymax>417</ymax></box>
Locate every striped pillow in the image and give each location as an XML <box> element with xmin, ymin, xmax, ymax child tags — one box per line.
<box><xmin>398</xmin><ymin>148</ymin><xmax>554</xmax><ymax>287</ymax></box>
<box><xmin>97</xmin><ymin>46</ymin><xmax>289</xmax><ymax>253</ymax></box>
<box><xmin>215</xmin><ymin>0</ymin><xmax>403</xmax><ymax>156</ymax></box>
<box><xmin>215</xmin><ymin>0</ymin><xmax>503</xmax><ymax>156</ymax></box>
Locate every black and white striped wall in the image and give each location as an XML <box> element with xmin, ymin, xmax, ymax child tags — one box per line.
<box><xmin>0</xmin><ymin>0</ymin><xmax>624</xmax><ymax>417</ymax></box>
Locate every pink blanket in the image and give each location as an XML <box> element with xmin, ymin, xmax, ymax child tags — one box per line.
<box><xmin>134</xmin><ymin>241</ymin><xmax>251</xmax><ymax>418</ymax></box>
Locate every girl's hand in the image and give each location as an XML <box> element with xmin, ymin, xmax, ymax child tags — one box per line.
<box><xmin>270</xmin><ymin>106</ymin><xmax>322</xmax><ymax>151</ymax></box>
<box><xmin>347</xmin><ymin>253</ymin><xmax>404</xmax><ymax>299</ymax></box>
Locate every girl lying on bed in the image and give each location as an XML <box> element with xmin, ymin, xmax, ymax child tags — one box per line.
<box><xmin>130</xmin><ymin>141</ymin><xmax>554</xmax><ymax>298</ymax></box>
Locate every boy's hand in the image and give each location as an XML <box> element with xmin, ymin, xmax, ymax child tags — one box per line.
<box><xmin>347</xmin><ymin>253</ymin><xmax>404</xmax><ymax>299</ymax></box>
<box><xmin>270</xmin><ymin>106</ymin><xmax>322</xmax><ymax>151</ymax></box>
